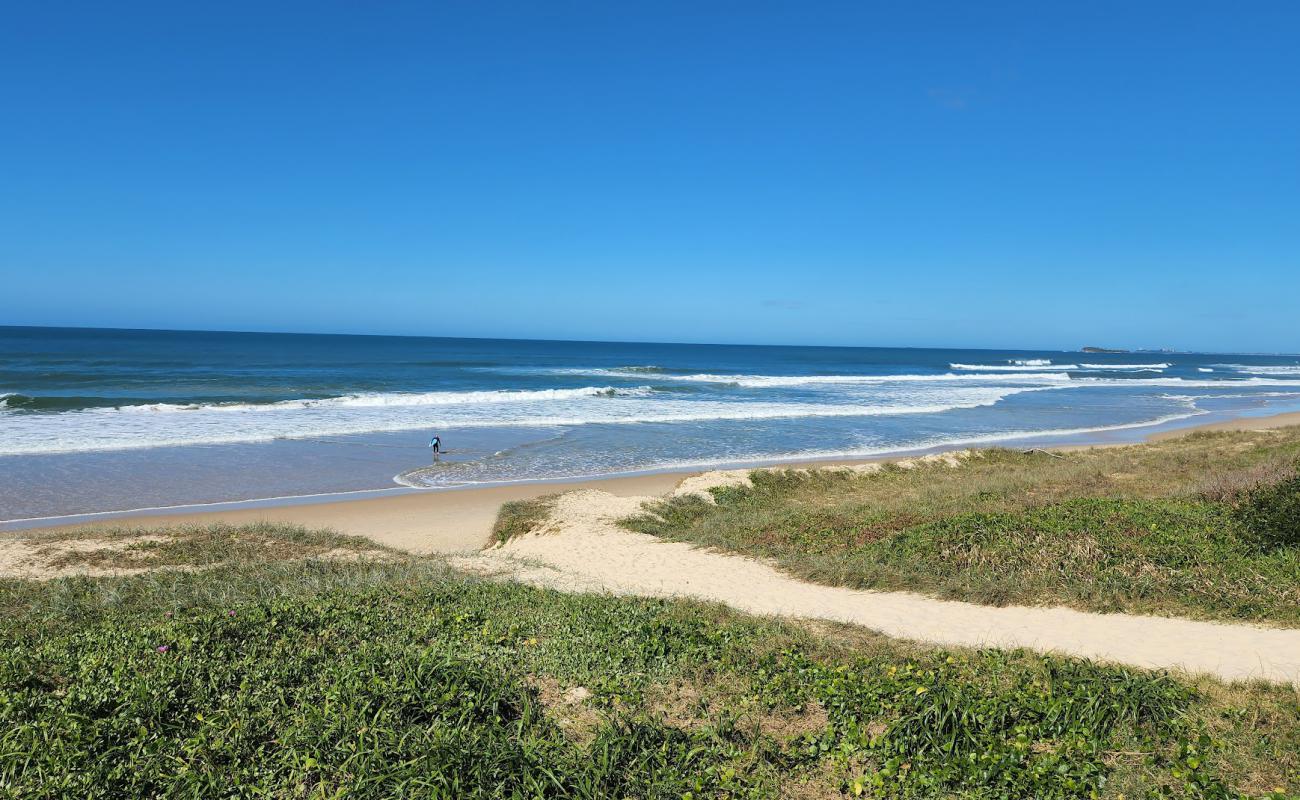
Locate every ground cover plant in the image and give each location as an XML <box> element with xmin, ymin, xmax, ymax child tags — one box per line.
<box><xmin>2</xmin><ymin>542</ymin><xmax>1298</xmax><ymax>798</ymax></box>
<box><xmin>624</xmin><ymin>428</ymin><xmax>1300</xmax><ymax>625</ymax></box>
<box><xmin>14</xmin><ymin>522</ymin><xmax>388</xmax><ymax>573</ymax></box>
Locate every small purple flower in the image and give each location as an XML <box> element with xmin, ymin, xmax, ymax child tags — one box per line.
<box><xmin>156</xmin><ymin>645</ymin><xmax>171</xmax><ymax>654</ymax></box>
<box><xmin>227</xmin><ymin>610</ymin><xmax>236</xmax><ymax>617</ymax></box>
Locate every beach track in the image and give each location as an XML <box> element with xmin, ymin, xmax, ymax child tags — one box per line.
<box><xmin>454</xmin><ymin>464</ymin><xmax>1300</xmax><ymax>686</ymax></box>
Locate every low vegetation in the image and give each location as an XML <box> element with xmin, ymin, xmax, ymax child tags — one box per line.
<box><xmin>624</xmin><ymin>429</ymin><xmax>1300</xmax><ymax>625</ymax></box>
<box><xmin>18</xmin><ymin>522</ymin><xmax>388</xmax><ymax>573</ymax></box>
<box><xmin>2</xmin><ymin>554</ymin><xmax>1298</xmax><ymax>798</ymax></box>
<box><xmin>492</xmin><ymin>495</ymin><xmax>559</xmax><ymax>544</ymax></box>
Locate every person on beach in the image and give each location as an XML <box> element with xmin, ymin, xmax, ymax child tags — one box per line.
<box><xmin>429</xmin><ymin>435</ymin><xmax>441</xmax><ymax>457</ymax></box>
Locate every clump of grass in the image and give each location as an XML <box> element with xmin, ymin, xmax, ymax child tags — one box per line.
<box><xmin>1228</xmin><ymin>468</ymin><xmax>1300</xmax><ymax>552</ymax></box>
<box><xmin>1199</xmin><ymin>456</ymin><xmax>1299</xmax><ymax>504</ymax></box>
<box><xmin>1192</xmin><ymin>453</ymin><xmax>1300</xmax><ymax>552</ymax></box>
<box><xmin>2</xmin><ymin>558</ymin><xmax>1297</xmax><ymax>797</ymax></box>
<box><xmin>491</xmin><ymin>494</ymin><xmax>557</xmax><ymax>544</ymax></box>
<box><xmin>624</xmin><ymin>429</ymin><xmax>1300</xmax><ymax>625</ymax></box>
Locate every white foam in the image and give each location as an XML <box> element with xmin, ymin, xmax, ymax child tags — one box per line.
<box><xmin>113</xmin><ymin>386</ymin><xmax>649</xmax><ymax>413</ymax></box>
<box><xmin>1213</xmin><ymin>364</ymin><xmax>1300</xmax><ymax>376</ymax></box>
<box><xmin>1009</xmin><ymin>359</ymin><xmax>1052</xmax><ymax>366</ymax></box>
<box><xmin>0</xmin><ymin>385</ymin><xmax>1036</xmax><ymax>456</ymax></box>
<box><xmin>951</xmin><ymin>363</ymin><xmax>1079</xmax><ymax>371</ymax></box>
<box><xmin>645</xmin><ymin>371</ymin><xmax>1073</xmax><ymax>387</ymax></box>
<box><xmin>1076</xmin><ymin>376</ymin><xmax>1300</xmax><ymax>389</ymax></box>
<box><xmin>1078</xmin><ymin>363</ymin><xmax>1171</xmax><ymax>370</ymax></box>
<box><xmin>498</xmin><ymin>366</ymin><xmax>1074</xmax><ymax>385</ymax></box>
<box><xmin>952</xmin><ymin>362</ymin><xmax>1171</xmax><ymax>372</ymax></box>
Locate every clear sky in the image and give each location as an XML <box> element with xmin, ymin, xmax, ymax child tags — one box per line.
<box><xmin>2</xmin><ymin>2</ymin><xmax>1297</xmax><ymax>352</ymax></box>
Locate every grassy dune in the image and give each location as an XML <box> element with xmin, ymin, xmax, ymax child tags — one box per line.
<box><xmin>625</xmin><ymin>429</ymin><xmax>1300</xmax><ymax>625</ymax></box>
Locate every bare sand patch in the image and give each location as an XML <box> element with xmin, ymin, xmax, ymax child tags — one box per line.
<box><xmin>0</xmin><ymin>534</ymin><xmax>175</xmax><ymax>580</ymax></box>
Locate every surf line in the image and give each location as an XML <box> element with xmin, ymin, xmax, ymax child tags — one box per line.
<box><xmin>280</xmin><ymin>437</ymin><xmax>435</xmax><ymax>450</ymax></box>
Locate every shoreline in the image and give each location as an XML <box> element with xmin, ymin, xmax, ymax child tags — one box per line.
<box><xmin>7</xmin><ymin>409</ymin><xmax>1300</xmax><ymax>551</ymax></box>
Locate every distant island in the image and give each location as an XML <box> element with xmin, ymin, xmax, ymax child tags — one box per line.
<box><xmin>1081</xmin><ymin>346</ymin><xmax>1130</xmax><ymax>353</ymax></box>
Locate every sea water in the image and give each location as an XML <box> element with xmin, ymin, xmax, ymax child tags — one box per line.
<box><xmin>3</xmin><ymin>325</ymin><xmax>1300</xmax><ymax>522</ymax></box>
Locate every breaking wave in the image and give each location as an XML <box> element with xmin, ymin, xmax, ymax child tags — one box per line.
<box><xmin>526</xmin><ymin>369</ymin><xmax>1076</xmax><ymax>386</ymax></box>
<box><xmin>119</xmin><ymin>386</ymin><xmax>651</xmax><ymax>413</ymax></box>
<box><xmin>1214</xmin><ymin>364</ymin><xmax>1300</xmax><ymax>376</ymax></box>
<box><xmin>951</xmin><ymin>362</ymin><xmax>1170</xmax><ymax>372</ymax></box>
<box><xmin>0</xmin><ymin>387</ymin><xmax>651</xmax><ymax>414</ymax></box>
<box><xmin>951</xmin><ymin>363</ymin><xmax>1079</xmax><ymax>371</ymax></box>
<box><xmin>0</xmin><ymin>385</ymin><xmax>1036</xmax><ymax>456</ymax></box>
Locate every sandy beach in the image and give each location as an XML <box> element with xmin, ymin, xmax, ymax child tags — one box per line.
<box><xmin>13</xmin><ymin>409</ymin><xmax>1300</xmax><ymax>554</ymax></box>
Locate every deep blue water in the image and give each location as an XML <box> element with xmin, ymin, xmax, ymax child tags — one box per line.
<box><xmin>4</xmin><ymin>326</ymin><xmax>1300</xmax><ymax>521</ymax></box>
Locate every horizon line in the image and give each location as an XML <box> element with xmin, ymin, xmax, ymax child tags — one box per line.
<box><xmin>3</xmin><ymin>323</ymin><xmax>1293</xmax><ymax>358</ymax></box>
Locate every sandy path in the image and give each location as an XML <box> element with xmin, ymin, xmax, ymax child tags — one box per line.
<box><xmin>455</xmin><ymin>476</ymin><xmax>1300</xmax><ymax>685</ymax></box>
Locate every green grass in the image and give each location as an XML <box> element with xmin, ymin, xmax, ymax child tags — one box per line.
<box><xmin>623</xmin><ymin>429</ymin><xmax>1300</xmax><ymax>625</ymax></box>
<box><xmin>492</xmin><ymin>495</ymin><xmax>559</xmax><ymax>544</ymax></box>
<box><xmin>2</xmin><ymin>555</ymin><xmax>1298</xmax><ymax>798</ymax></box>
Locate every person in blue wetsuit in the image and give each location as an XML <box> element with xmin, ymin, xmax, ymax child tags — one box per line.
<box><xmin>429</xmin><ymin>435</ymin><xmax>441</xmax><ymax>457</ymax></box>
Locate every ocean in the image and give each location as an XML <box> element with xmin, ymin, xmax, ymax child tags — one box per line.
<box><xmin>4</xmin><ymin>325</ymin><xmax>1300</xmax><ymax>524</ymax></box>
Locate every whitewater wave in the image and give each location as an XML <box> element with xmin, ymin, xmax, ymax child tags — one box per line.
<box><xmin>0</xmin><ymin>386</ymin><xmax>1035</xmax><ymax>456</ymax></box>
<box><xmin>704</xmin><ymin>372</ymin><xmax>1076</xmax><ymax>388</ymax></box>
<box><xmin>951</xmin><ymin>363</ymin><xmax>1079</xmax><ymax>371</ymax></box>
<box><xmin>951</xmin><ymin>362</ymin><xmax>1170</xmax><ymax>372</ymax></box>
<box><xmin>1076</xmin><ymin>376</ymin><xmax>1300</xmax><ymax>389</ymax></box>
<box><xmin>1214</xmin><ymin>364</ymin><xmax>1300</xmax><ymax>376</ymax></box>
<box><xmin>491</xmin><ymin>365</ymin><xmax>1078</xmax><ymax>385</ymax></box>
<box><xmin>123</xmin><ymin>386</ymin><xmax>652</xmax><ymax>413</ymax></box>
<box><xmin>1009</xmin><ymin>359</ymin><xmax>1052</xmax><ymax>366</ymax></box>
<box><xmin>558</xmin><ymin>369</ymin><xmax>1077</xmax><ymax>386</ymax></box>
<box><xmin>0</xmin><ymin>386</ymin><xmax>654</xmax><ymax>415</ymax></box>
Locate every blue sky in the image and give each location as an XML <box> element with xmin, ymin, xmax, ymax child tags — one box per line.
<box><xmin>2</xmin><ymin>2</ymin><xmax>1297</xmax><ymax>352</ymax></box>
